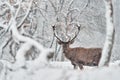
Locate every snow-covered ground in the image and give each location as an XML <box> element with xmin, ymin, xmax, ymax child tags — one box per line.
<box><xmin>0</xmin><ymin>61</ymin><xmax>120</xmax><ymax>80</ymax></box>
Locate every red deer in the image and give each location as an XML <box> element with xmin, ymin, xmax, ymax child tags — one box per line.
<box><xmin>52</xmin><ymin>24</ymin><xmax>102</xmax><ymax>69</ymax></box>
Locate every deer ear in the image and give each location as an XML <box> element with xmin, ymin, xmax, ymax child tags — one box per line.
<box><xmin>57</xmin><ymin>40</ymin><xmax>62</xmax><ymax>45</ymax></box>
<box><xmin>70</xmin><ymin>40</ymin><xmax>74</xmax><ymax>44</ymax></box>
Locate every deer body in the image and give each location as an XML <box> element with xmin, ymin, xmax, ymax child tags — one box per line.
<box><xmin>62</xmin><ymin>44</ymin><xmax>102</xmax><ymax>69</ymax></box>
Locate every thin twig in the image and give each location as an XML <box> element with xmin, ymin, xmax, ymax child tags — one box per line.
<box><xmin>17</xmin><ymin>0</ymin><xmax>33</xmax><ymax>29</ymax></box>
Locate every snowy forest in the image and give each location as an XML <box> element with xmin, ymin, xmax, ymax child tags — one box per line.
<box><xmin>0</xmin><ymin>0</ymin><xmax>120</xmax><ymax>80</ymax></box>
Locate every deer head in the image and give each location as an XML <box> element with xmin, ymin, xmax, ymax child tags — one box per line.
<box><xmin>52</xmin><ymin>23</ymin><xmax>81</xmax><ymax>50</ymax></box>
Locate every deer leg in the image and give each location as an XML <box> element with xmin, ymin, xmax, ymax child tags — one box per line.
<box><xmin>71</xmin><ymin>61</ymin><xmax>77</xmax><ymax>69</ymax></box>
<box><xmin>74</xmin><ymin>65</ymin><xmax>77</xmax><ymax>69</ymax></box>
<box><xmin>78</xmin><ymin>64</ymin><xmax>83</xmax><ymax>70</ymax></box>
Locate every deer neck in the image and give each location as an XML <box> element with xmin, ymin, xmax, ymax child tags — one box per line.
<box><xmin>62</xmin><ymin>44</ymin><xmax>70</xmax><ymax>54</ymax></box>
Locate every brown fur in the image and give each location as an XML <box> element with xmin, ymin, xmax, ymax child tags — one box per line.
<box><xmin>62</xmin><ymin>43</ymin><xmax>102</xmax><ymax>69</ymax></box>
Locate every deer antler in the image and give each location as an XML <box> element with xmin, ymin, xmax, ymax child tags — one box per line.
<box><xmin>68</xmin><ymin>23</ymin><xmax>81</xmax><ymax>42</ymax></box>
<box><xmin>52</xmin><ymin>25</ymin><xmax>63</xmax><ymax>42</ymax></box>
<box><xmin>52</xmin><ymin>22</ymin><xmax>80</xmax><ymax>43</ymax></box>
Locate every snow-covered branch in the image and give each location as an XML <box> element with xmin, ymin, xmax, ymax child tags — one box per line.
<box><xmin>6</xmin><ymin>15</ymin><xmax>53</xmax><ymax>69</ymax></box>
<box><xmin>17</xmin><ymin>0</ymin><xmax>33</xmax><ymax>28</ymax></box>
<box><xmin>0</xmin><ymin>0</ymin><xmax>54</xmax><ymax>71</ymax></box>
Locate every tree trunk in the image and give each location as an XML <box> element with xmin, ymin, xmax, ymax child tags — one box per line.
<box><xmin>99</xmin><ymin>0</ymin><xmax>115</xmax><ymax>66</ymax></box>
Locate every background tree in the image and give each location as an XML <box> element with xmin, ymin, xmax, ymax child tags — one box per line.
<box><xmin>99</xmin><ymin>0</ymin><xmax>115</xmax><ymax>66</ymax></box>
